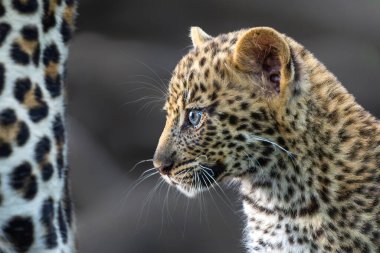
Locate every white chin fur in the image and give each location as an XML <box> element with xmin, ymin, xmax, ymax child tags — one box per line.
<box><xmin>176</xmin><ymin>185</ymin><xmax>199</xmax><ymax>198</ymax></box>
<box><xmin>162</xmin><ymin>175</ymin><xmax>199</xmax><ymax>197</ymax></box>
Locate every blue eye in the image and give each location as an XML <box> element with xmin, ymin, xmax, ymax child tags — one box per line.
<box><xmin>188</xmin><ymin>110</ymin><xmax>203</xmax><ymax>127</ymax></box>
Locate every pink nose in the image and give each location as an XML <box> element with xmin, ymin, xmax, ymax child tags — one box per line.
<box><xmin>153</xmin><ymin>152</ymin><xmax>174</xmax><ymax>175</ymax></box>
<box><xmin>157</xmin><ymin>162</ymin><xmax>174</xmax><ymax>175</ymax></box>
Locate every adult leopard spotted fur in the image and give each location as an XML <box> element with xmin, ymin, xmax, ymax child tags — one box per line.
<box><xmin>0</xmin><ymin>0</ymin><xmax>76</xmax><ymax>252</ymax></box>
<box><xmin>153</xmin><ymin>26</ymin><xmax>380</xmax><ymax>252</ymax></box>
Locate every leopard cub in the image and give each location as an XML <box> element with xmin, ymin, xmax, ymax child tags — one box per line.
<box><xmin>153</xmin><ymin>26</ymin><xmax>380</xmax><ymax>252</ymax></box>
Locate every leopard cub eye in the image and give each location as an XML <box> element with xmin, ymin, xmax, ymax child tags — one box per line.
<box><xmin>188</xmin><ymin>109</ymin><xmax>203</xmax><ymax>127</ymax></box>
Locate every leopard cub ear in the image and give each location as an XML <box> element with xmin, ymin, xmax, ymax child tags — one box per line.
<box><xmin>233</xmin><ymin>27</ymin><xmax>294</xmax><ymax>95</ymax></box>
<box><xmin>190</xmin><ymin>26</ymin><xmax>212</xmax><ymax>48</ymax></box>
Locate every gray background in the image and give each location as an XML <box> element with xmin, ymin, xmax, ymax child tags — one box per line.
<box><xmin>68</xmin><ymin>1</ymin><xmax>380</xmax><ymax>252</ymax></box>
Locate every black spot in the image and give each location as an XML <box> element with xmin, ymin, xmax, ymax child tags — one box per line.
<box><xmin>199</xmin><ymin>82</ymin><xmax>206</xmax><ymax>92</ymax></box>
<box><xmin>10</xmin><ymin>162</ymin><xmax>38</xmax><ymax>200</ymax></box>
<box><xmin>35</xmin><ymin>136</ymin><xmax>51</xmax><ymax>163</ymax></box>
<box><xmin>11</xmin><ymin>43</ymin><xmax>30</xmax><ymax>65</ymax></box>
<box><xmin>262</xmin><ymin>146</ymin><xmax>274</xmax><ymax>156</ymax></box>
<box><xmin>208</xmin><ymin>91</ymin><xmax>217</xmax><ymax>101</ymax></box>
<box><xmin>0</xmin><ymin>141</ymin><xmax>12</xmax><ymax>157</ymax></box>
<box><xmin>206</xmin><ymin>101</ymin><xmax>219</xmax><ymax>115</ymax></box>
<box><xmin>21</xmin><ymin>25</ymin><xmax>38</xmax><ymax>40</ymax></box>
<box><xmin>40</xmin><ymin>198</ymin><xmax>58</xmax><ymax>248</ymax></box>
<box><xmin>52</xmin><ymin>115</ymin><xmax>65</xmax><ymax>144</ymax></box>
<box><xmin>58</xmin><ymin>203</ymin><xmax>68</xmax><ymax>243</ymax></box>
<box><xmin>56</xmin><ymin>151</ymin><xmax>64</xmax><ymax>177</ymax></box>
<box><xmin>236</xmin><ymin>146</ymin><xmax>244</xmax><ymax>152</ymax></box>
<box><xmin>32</xmin><ymin>43</ymin><xmax>40</xmax><ymax>66</ymax></box>
<box><xmin>43</xmin><ymin>44</ymin><xmax>60</xmax><ymax>65</ymax></box>
<box><xmin>240</xmin><ymin>102</ymin><xmax>249</xmax><ymax>110</ymax></box>
<box><xmin>0</xmin><ymin>22</ymin><xmax>11</xmax><ymax>46</ymax></box>
<box><xmin>3</xmin><ymin>216</ymin><xmax>34</xmax><ymax>252</ymax></box>
<box><xmin>10</xmin><ymin>162</ymin><xmax>32</xmax><ymax>189</ymax></box>
<box><xmin>341</xmin><ymin>245</ymin><xmax>353</xmax><ymax>253</ymax></box>
<box><xmin>229</xmin><ymin>115</ymin><xmax>238</xmax><ymax>125</ymax></box>
<box><xmin>237</xmin><ymin>124</ymin><xmax>247</xmax><ymax>131</ymax></box>
<box><xmin>213</xmin><ymin>80</ymin><xmax>221</xmax><ymax>91</ymax></box>
<box><xmin>235</xmin><ymin>134</ymin><xmax>246</xmax><ymax>142</ymax></box>
<box><xmin>0</xmin><ymin>108</ymin><xmax>17</xmax><ymax>126</ymax></box>
<box><xmin>250</xmin><ymin>112</ymin><xmax>262</xmax><ymax>121</ymax></box>
<box><xmin>65</xmin><ymin>0</ymin><xmax>75</xmax><ymax>5</ymax></box>
<box><xmin>257</xmin><ymin>157</ymin><xmax>270</xmax><ymax>167</ymax></box>
<box><xmin>17</xmin><ymin>121</ymin><xmax>30</xmax><ymax>146</ymax></box>
<box><xmin>29</xmin><ymin>103</ymin><xmax>49</xmax><ymax>122</ymax></box>
<box><xmin>19</xmin><ymin>25</ymin><xmax>40</xmax><ymax>66</ymax></box>
<box><xmin>321</xmin><ymin>163</ymin><xmax>329</xmax><ymax>173</ymax></box>
<box><xmin>219</xmin><ymin>113</ymin><xmax>228</xmax><ymax>121</ymax></box>
<box><xmin>61</xmin><ymin>20</ymin><xmax>72</xmax><ymax>43</ymax></box>
<box><xmin>0</xmin><ymin>2</ymin><xmax>5</xmax><ymax>16</ymax></box>
<box><xmin>34</xmin><ymin>83</ymin><xmax>43</xmax><ymax>99</ymax></box>
<box><xmin>42</xmin><ymin>162</ymin><xmax>54</xmax><ymax>181</ymax></box>
<box><xmin>0</xmin><ymin>63</ymin><xmax>4</xmax><ymax>94</ymax></box>
<box><xmin>12</xmin><ymin>0</ymin><xmax>38</xmax><ymax>13</ymax></box>
<box><xmin>45</xmin><ymin>74</ymin><xmax>61</xmax><ymax>97</ymax></box>
<box><xmin>29</xmin><ymin>85</ymin><xmax>49</xmax><ymax>122</ymax></box>
<box><xmin>277</xmin><ymin>137</ymin><xmax>286</xmax><ymax>146</ymax></box>
<box><xmin>252</xmin><ymin>122</ymin><xmax>262</xmax><ymax>131</ymax></box>
<box><xmin>264</xmin><ymin>127</ymin><xmax>275</xmax><ymax>135</ymax></box>
<box><xmin>199</xmin><ymin>57</ymin><xmax>206</xmax><ymax>67</ymax></box>
<box><xmin>42</xmin><ymin>0</ymin><xmax>56</xmax><ymax>32</ymax></box>
<box><xmin>14</xmin><ymin>78</ymin><xmax>32</xmax><ymax>102</ymax></box>
<box><xmin>63</xmin><ymin>178</ymin><xmax>73</xmax><ymax>226</ymax></box>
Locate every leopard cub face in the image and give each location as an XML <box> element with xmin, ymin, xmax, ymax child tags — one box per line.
<box><xmin>153</xmin><ymin>27</ymin><xmax>296</xmax><ymax>196</ymax></box>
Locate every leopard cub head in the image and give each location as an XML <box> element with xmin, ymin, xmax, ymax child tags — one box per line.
<box><xmin>153</xmin><ymin>26</ymin><xmax>299</xmax><ymax>197</ymax></box>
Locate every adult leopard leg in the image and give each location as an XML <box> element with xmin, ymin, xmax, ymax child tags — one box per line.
<box><xmin>0</xmin><ymin>0</ymin><xmax>77</xmax><ymax>252</ymax></box>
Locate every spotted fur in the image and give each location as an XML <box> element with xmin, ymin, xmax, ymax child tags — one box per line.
<box><xmin>0</xmin><ymin>0</ymin><xmax>76</xmax><ymax>252</ymax></box>
<box><xmin>153</xmin><ymin>27</ymin><xmax>380</xmax><ymax>252</ymax></box>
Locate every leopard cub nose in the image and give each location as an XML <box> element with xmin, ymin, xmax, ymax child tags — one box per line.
<box><xmin>153</xmin><ymin>154</ymin><xmax>174</xmax><ymax>176</ymax></box>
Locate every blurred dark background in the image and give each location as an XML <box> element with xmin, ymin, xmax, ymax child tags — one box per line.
<box><xmin>68</xmin><ymin>1</ymin><xmax>380</xmax><ymax>252</ymax></box>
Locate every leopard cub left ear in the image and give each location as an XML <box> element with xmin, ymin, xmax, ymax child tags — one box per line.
<box><xmin>190</xmin><ymin>26</ymin><xmax>213</xmax><ymax>48</ymax></box>
<box><xmin>233</xmin><ymin>27</ymin><xmax>295</xmax><ymax>95</ymax></box>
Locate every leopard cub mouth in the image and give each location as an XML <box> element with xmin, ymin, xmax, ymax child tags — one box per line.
<box><xmin>163</xmin><ymin>161</ymin><xmax>226</xmax><ymax>197</ymax></box>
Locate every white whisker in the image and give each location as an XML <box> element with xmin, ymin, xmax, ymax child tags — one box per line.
<box><xmin>250</xmin><ymin>135</ymin><xmax>295</xmax><ymax>157</ymax></box>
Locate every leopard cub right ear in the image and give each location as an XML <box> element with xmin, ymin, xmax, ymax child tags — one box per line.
<box><xmin>233</xmin><ymin>27</ymin><xmax>294</xmax><ymax>95</ymax></box>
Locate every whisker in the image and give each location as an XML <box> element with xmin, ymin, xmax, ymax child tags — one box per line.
<box><xmin>136</xmin><ymin>177</ymin><xmax>165</xmax><ymax>231</ymax></box>
<box><xmin>200</xmin><ymin>170</ymin><xmax>233</xmax><ymax>222</ymax></box>
<box><xmin>129</xmin><ymin>158</ymin><xmax>154</xmax><ymax>173</ymax></box>
<box><xmin>121</xmin><ymin>170</ymin><xmax>159</xmax><ymax>204</ymax></box>
<box><xmin>250</xmin><ymin>135</ymin><xmax>295</xmax><ymax>157</ymax></box>
<box><xmin>175</xmin><ymin>168</ymin><xmax>192</xmax><ymax>176</ymax></box>
<box><xmin>249</xmin><ymin>135</ymin><xmax>300</xmax><ymax>170</ymax></box>
<box><xmin>119</xmin><ymin>79</ymin><xmax>167</xmax><ymax>97</ymax></box>
<box><xmin>199</xmin><ymin>165</ymin><xmax>235</xmax><ymax>211</ymax></box>
<box><xmin>133</xmin><ymin>60</ymin><xmax>168</xmax><ymax>95</ymax></box>
<box><xmin>199</xmin><ymin>164</ymin><xmax>215</xmax><ymax>177</ymax></box>
<box><xmin>122</xmin><ymin>95</ymin><xmax>164</xmax><ymax>106</ymax></box>
<box><xmin>140</xmin><ymin>167</ymin><xmax>157</xmax><ymax>177</ymax></box>
<box><xmin>133</xmin><ymin>74</ymin><xmax>168</xmax><ymax>95</ymax></box>
<box><xmin>244</xmin><ymin>151</ymin><xmax>263</xmax><ymax>171</ymax></box>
